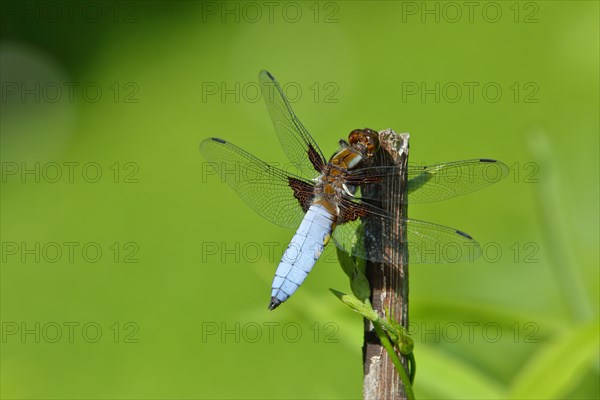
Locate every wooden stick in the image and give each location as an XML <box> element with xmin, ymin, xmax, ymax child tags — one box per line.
<box><xmin>363</xmin><ymin>130</ymin><xmax>410</xmax><ymax>400</ymax></box>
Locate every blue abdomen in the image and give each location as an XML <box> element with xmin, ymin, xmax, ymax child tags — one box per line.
<box><xmin>269</xmin><ymin>203</ymin><xmax>334</xmax><ymax>309</ymax></box>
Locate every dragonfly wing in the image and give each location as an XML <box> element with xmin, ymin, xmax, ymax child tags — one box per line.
<box><xmin>406</xmin><ymin>219</ymin><xmax>481</xmax><ymax>263</ymax></box>
<box><xmin>259</xmin><ymin>70</ymin><xmax>327</xmax><ymax>178</ymax></box>
<box><xmin>348</xmin><ymin>159</ymin><xmax>509</xmax><ymax>204</ymax></box>
<box><xmin>332</xmin><ymin>209</ymin><xmax>481</xmax><ymax>264</ymax></box>
<box><xmin>407</xmin><ymin>159</ymin><xmax>509</xmax><ymax>203</ymax></box>
<box><xmin>200</xmin><ymin>137</ymin><xmax>314</xmax><ymax>229</ymax></box>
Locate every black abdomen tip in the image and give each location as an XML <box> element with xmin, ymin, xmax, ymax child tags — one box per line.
<box><xmin>268</xmin><ymin>297</ymin><xmax>281</xmax><ymax>311</ymax></box>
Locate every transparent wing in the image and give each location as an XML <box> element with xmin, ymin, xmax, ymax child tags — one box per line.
<box><xmin>405</xmin><ymin>219</ymin><xmax>481</xmax><ymax>263</ymax></box>
<box><xmin>200</xmin><ymin>137</ymin><xmax>313</xmax><ymax>229</ymax></box>
<box><xmin>259</xmin><ymin>70</ymin><xmax>327</xmax><ymax>178</ymax></box>
<box><xmin>407</xmin><ymin>159</ymin><xmax>509</xmax><ymax>203</ymax></box>
<box><xmin>348</xmin><ymin>159</ymin><xmax>509</xmax><ymax>204</ymax></box>
<box><xmin>332</xmin><ymin>209</ymin><xmax>481</xmax><ymax>264</ymax></box>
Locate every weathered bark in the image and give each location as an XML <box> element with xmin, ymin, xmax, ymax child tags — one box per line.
<box><xmin>363</xmin><ymin>130</ymin><xmax>410</xmax><ymax>400</ymax></box>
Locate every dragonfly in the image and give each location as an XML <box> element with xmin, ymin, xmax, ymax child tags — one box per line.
<box><xmin>200</xmin><ymin>70</ymin><xmax>508</xmax><ymax>310</ymax></box>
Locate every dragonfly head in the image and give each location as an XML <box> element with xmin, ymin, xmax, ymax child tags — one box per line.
<box><xmin>348</xmin><ymin>128</ymin><xmax>380</xmax><ymax>157</ymax></box>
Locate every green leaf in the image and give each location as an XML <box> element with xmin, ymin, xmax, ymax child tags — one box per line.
<box><xmin>508</xmin><ymin>320</ymin><xmax>600</xmax><ymax>399</ymax></box>
<box><xmin>329</xmin><ymin>289</ymin><xmax>378</xmax><ymax>321</ymax></box>
<box><xmin>335</xmin><ymin>247</ymin><xmax>370</xmax><ymax>301</ymax></box>
<box><xmin>350</xmin><ymin>269</ymin><xmax>371</xmax><ymax>302</ymax></box>
<box><xmin>381</xmin><ymin>314</ymin><xmax>414</xmax><ymax>355</ymax></box>
<box><xmin>335</xmin><ymin>246</ymin><xmax>355</xmax><ymax>280</ymax></box>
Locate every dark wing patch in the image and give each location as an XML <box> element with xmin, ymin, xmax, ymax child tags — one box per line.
<box><xmin>308</xmin><ymin>144</ymin><xmax>325</xmax><ymax>173</ymax></box>
<box><xmin>338</xmin><ymin>199</ymin><xmax>371</xmax><ymax>223</ymax></box>
<box><xmin>287</xmin><ymin>177</ymin><xmax>314</xmax><ymax>213</ymax></box>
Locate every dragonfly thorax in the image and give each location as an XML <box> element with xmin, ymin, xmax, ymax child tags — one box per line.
<box><xmin>312</xmin><ymin>141</ymin><xmax>368</xmax><ymax>217</ymax></box>
<box><xmin>314</xmin><ymin>164</ymin><xmax>350</xmax><ymax>207</ymax></box>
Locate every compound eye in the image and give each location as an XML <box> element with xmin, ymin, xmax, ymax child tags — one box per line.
<box><xmin>348</xmin><ymin>129</ymin><xmax>363</xmax><ymax>145</ymax></box>
<box><xmin>365</xmin><ymin>131</ymin><xmax>380</xmax><ymax>154</ymax></box>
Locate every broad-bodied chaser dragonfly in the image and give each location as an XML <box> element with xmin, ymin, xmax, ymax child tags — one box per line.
<box><xmin>200</xmin><ymin>71</ymin><xmax>508</xmax><ymax>310</ymax></box>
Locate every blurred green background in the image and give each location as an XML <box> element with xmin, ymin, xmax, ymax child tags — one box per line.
<box><xmin>1</xmin><ymin>1</ymin><xmax>598</xmax><ymax>399</ymax></box>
